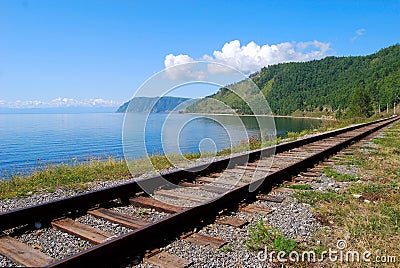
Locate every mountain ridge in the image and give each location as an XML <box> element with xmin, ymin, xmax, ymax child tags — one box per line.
<box><xmin>186</xmin><ymin>44</ymin><xmax>400</xmax><ymax>117</ymax></box>
<box><xmin>116</xmin><ymin>96</ymin><xmax>195</xmax><ymax>113</ymax></box>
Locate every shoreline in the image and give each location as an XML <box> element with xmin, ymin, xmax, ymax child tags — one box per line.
<box><xmin>183</xmin><ymin>112</ymin><xmax>336</xmax><ymax>121</ymax></box>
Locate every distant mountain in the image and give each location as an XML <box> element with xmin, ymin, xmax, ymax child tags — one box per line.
<box><xmin>186</xmin><ymin>44</ymin><xmax>400</xmax><ymax>116</ymax></box>
<box><xmin>0</xmin><ymin>107</ymin><xmax>118</xmax><ymax>114</ymax></box>
<box><xmin>116</xmin><ymin>96</ymin><xmax>196</xmax><ymax>113</ymax></box>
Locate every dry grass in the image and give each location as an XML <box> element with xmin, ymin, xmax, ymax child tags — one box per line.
<box><xmin>296</xmin><ymin>121</ymin><xmax>400</xmax><ymax>267</ymax></box>
<box><xmin>0</xmin><ymin>151</ymin><xmax>227</xmax><ymax>200</ymax></box>
<box><xmin>0</xmin><ymin>157</ymin><xmax>131</xmax><ymax>199</ymax></box>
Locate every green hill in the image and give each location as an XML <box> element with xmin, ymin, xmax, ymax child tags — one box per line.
<box><xmin>186</xmin><ymin>44</ymin><xmax>400</xmax><ymax>117</ymax></box>
<box><xmin>117</xmin><ymin>96</ymin><xmax>195</xmax><ymax>113</ymax></box>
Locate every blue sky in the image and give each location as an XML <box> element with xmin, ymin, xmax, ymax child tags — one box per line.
<box><xmin>0</xmin><ymin>0</ymin><xmax>399</xmax><ymax>108</ymax></box>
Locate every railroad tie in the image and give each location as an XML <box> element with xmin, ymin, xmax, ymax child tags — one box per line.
<box><xmin>216</xmin><ymin>216</ymin><xmax>248</xmax><ymax>228</ymax></box>
<box><xmin>272</xmin><ymin>187</ymin><xmax>294</xmax><ymax>194</ymax></box>
<box><xmin>294</xmin><ymin>176</ymin><xmax>314</xmax><ymax>182</ymax></box>
<box><xmin>246</xmin><ymin>161</ymin><xmax>269</xmax><ymax>167</ymax></box>
<box><xmin>255</xmin><ymin>159</ymin><xmax>275</xmax><ymax>166</ymax></box>
<box><xmin>282</xmin><ymin>181</ymin><xmax>297</xmax><ymax>186</ymax></box>
<box><xmin>184</xmin><ymin>233</ymin><xmax>227</xmax><ymax>249</ymax></box>
<box><xmin>241</xmin><ymin>204</ymin><xmax>274</xmax><ymax>215</ymax></box>
<box><xmin>88</xmin><ymin>208</ymin><xmax>150</xmax><ymax>229</ymax></box>
<box><xmin>199</xmin><ymin>184</ymin><xmax>230</xmax><ymax>194</ymax></box>
<box><xmin>0</xmin><ymin>235</ymin><xmax>54</xmax><ymax>267</ymax></box>
<box><xmin>154</xmin><ymin>189</ymin><xmax>208</xmax><ymax>203</ymax></box>
<box><xmin>299</xmin><ymin>171</ymin><xmax>320</xmax><ymax>177</ymax></box>
<box><xmin>256</xmin><ymin>194</ymin><xmax>285</xmax><ymax>203</ymax></box>
<box><xmin>144</xmin><ymin>251</ymin><xmax>193</xmax><ymax>268</ymax></box>
<box><xmin>275</xmin><ymin>154</ymin><xmax>306</xmax><ymax>160</ymax></box>
<box><xmin>317</xmin><ymin>162</ymin><xmax>335</xmax><ymax>167</ymax></box>
<box><xmin>270</xmin><ymin>165</ymin><xmax>289</xmax><ymax>169</ymax></box>
<box><xmin>235</xmin><ymin>165</ymin><xmax>273</xmax><ymax>173</ymax></box>
<box><xmin>308</xmin><ymin>167</ymin><xmax>324</xmax><ymax>172</ymax></box>
<box><xmin>129</xmin><ymin>196</ymin><xmax>183</xmax><ymax>214</ymax></box>
<box><xmin>196</xmin><ymin>176</ymin><xmax>247</xmax><ymax>187</ymax></box>
<box><xmin>223</xmin><ymin>168</ymin><xmax>248</xmax><ymax>174</ymax></box>
<box><xmin>178</xmin><ymin>181</ymin><xmax>200</xmax><ymax>187</ymax></box>
<box><xmin>51</xmin><ymin>218</ymin><xmax>115</xmax><ymax>244</ymax></box>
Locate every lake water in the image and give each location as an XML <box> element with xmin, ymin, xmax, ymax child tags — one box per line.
<box><xmin>0</xmin><ymin>113</ymin><xmax>321</xmax><ymax>179</ymax></box>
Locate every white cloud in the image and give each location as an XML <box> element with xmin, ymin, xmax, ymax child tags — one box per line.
<box><xmin>164</xmin><ymin>54</ymin><xmax>194</xmax><ymax>67</ymax></box>
<box><xmin>164</xmin><ymin>40</ymin><xmax>332</xmax><ymax>75</ymax></box>
<box><xmin>0</xmin><ymin>97</ymin><xmax>119</xmax><ymax>108</ymax></box>
<box><xmin>164</xmin><ymin>54</ymin><xmax>206</xmax><ymax>80</ymax></box>
<box><xmin>351</xmin><ymin>28</ymin><xmax>366</xmax><ymax>42</ymax></box>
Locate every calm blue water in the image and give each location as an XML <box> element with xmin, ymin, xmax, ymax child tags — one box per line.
<box><xmin>0</xmin><ymin>113</ymin><xmax>321</xmax><ymax>179</ymax></box>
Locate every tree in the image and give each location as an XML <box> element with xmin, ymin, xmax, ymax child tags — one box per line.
<box><xmin>335</xmin><ymin>108</ymin><xmax>342</xmax><ymax>119</ymax></box>
<box><xmin>348</xmin><ymin>87</ymin><xmax>374</xmax><ymax>117</ymax></box>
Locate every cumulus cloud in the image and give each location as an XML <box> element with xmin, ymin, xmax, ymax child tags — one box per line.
<box><xmin>164</xmin><ymin>54</ymin><xmax>207</xmax><ymax>80</ymax></box>
<box><xmin>0</xmin><ymin>97</ymin><xmax>119</xmax><ymax>108</ymax></box>
<box><xmin>164</xmin><ymin>40</ymin><xmax>332</xmax><ymax>75</ymax></box>
<box><xmin>164</xmin><ymin>54</ymin><xmax>195</xmax><ymax>67</ymax></box>
<box><xmin>351</xmin><ymin>28</ymin><xmax>366</xmax><ymax>42</ymax></box>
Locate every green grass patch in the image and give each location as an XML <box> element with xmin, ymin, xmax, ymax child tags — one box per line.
<box><xmin>285</xmin><ymin>184</ymin><xmax>313</xmax><ymax>190</ymax></box>
<box><xmin>137</xmin><ymin>208</ymin><xmax>149</xmax><ymax>216</ymax></box>
<box><xmin>245</xmin><ymin>219</ymin><xmax>297</xmax><ymax>253</ymax></box>
<box><xmin>273</xmin><ymin>234</ymin><xmax>297</xmax><ymax>253</ymax></box>
<box><xmin>216</xmin><ymin>245</ymin><xmax>232</xmax><ymax>253</ymax></box>
<box><xmin>337</xmin><ymin>153</ymin><xmax>366</xmax><ymax>167</ymax></box>
<box><xmin>149</xmin><ymin>155</ymin><xmax>174</xmax><ymax>170</ymax></box>
<box><xmin>350</xmin><ymin>182</ymin><xmax>384</xmax><ymax>194</ymax></box>
<box><xmin>293</xmin><ymin>190</ymin><xmax>348</xmax><ymax>206</ymax></box>
<box><xmin>323</xmin><ymin>167</ymin><xmax>358</xmax><ymax>182</ymax></box>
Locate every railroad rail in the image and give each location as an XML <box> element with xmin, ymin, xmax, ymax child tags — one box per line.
<box><xmin>0</xmin><ymin>116</ymin><xmax>398</xmax><ymax>267</ymax></box>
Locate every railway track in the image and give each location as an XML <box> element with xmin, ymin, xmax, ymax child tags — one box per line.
<box><xmin>0</xmin><ymin>116</ymin><xmax>398</xmax><ymax>267</ymax></box>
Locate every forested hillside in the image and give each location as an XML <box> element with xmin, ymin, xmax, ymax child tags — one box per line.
<box><xmin>186</xmin><ymin>44</ymin><xmax>400</xmax><ymax>117</ymax></box>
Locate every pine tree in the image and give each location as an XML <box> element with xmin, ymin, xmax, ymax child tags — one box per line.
<box><xmin>348</xmin><ymin>87</ymin><xmax>374</xmax><ymax>117</ymax></box>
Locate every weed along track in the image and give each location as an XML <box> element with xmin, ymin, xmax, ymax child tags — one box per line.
<box><xmin>0</xmin><ymin>116</ymin><xmax>398</xmax><ymax>267</ymax></box>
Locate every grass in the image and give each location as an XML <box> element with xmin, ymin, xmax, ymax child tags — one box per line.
<box><xmin>293</xmin><ymin>190</ymin><xmax>348</xmax><ymax>206</ymax></box>
<box><xmin>0</xmin><ymin>152</ymin><xmax>213</xmax><ymax>200</ymax></box>
<box><xmin>216</xmin><ymin>245</ymin><xmax>232</xmax><ymax>253</ymax></box>
<box><xmin>137</xmin><ymin>208</ymin><xmax>149</xmax><ymax>216</ymax></box>
<box><xmin>0</xmin><ymin>143</ymin><xmax>251</xmax><ymax>200</ymax></box>
<box><xmin>0</xmin><ymin>157</ymin><xmax>131</xmax><ymax>199</ymax></box>
<box><xmin>302</xmin><ymin>121</ymin><xmax>400</xmax><ymax>266</ymax></box>
<box><xmin>323</xmin><ymin>167</ymin><xmax>359</xmax><ymax>182</ymax></box>
<box><xmin>244</xmin><ymin>219</ymin><xmax>297</xmax><ymax>253</ymax></box>
<box><xmin>285</xmin><ymin>184</ymin><xmax>313</xmax><ymax>190</ymax></box>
